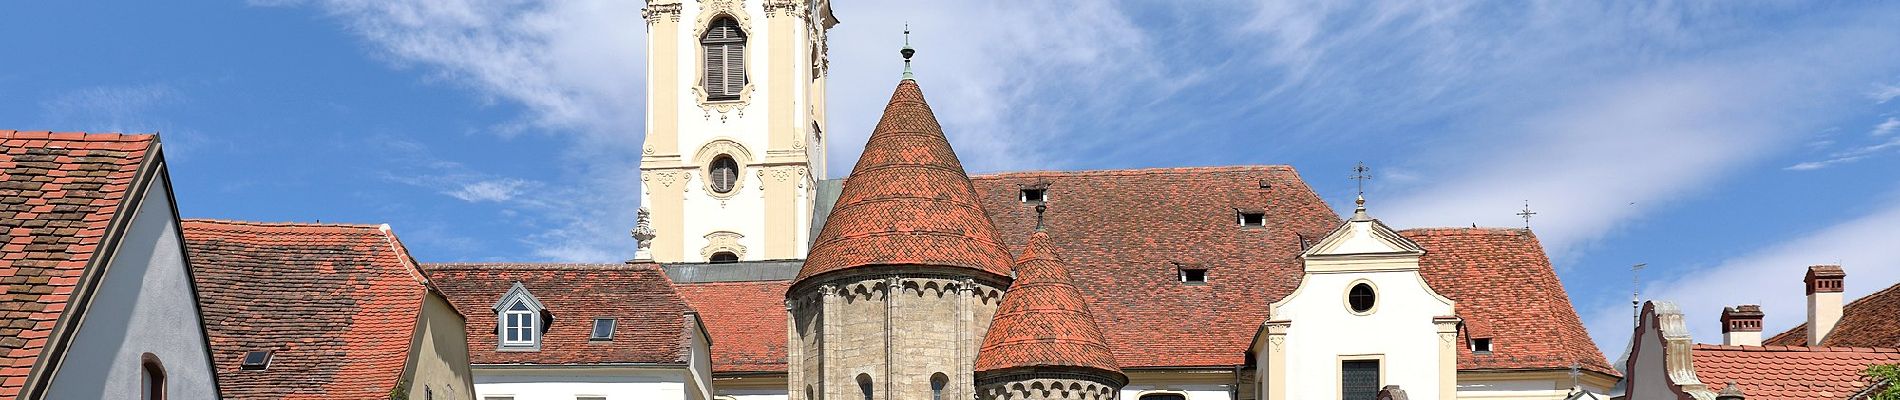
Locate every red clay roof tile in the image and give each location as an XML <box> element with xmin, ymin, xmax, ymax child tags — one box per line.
<box><xmin>1690</xmin><ymin>344</ymin><xmax>1900</xmax><ymax>399</ymax></box>
<box><xmin>184</xmin><ymin>219</ymin><xmax>433</xmax><ymax>400</ymax></box>
<box><xmin>674</xmin><ymin>280</ymin><xmax>789</xmax><ymax>374</ymax></box>
<box><xmin>975</xmin><ymin>232</ymin><xmax>1121</xmax><ymax>377</ymax></box>
<box><xmin>424</xmin><ymin>263</ymin><xmax>694</xmax><ymax>366</ymax></box>
<box><xmin>1404</xmin><ymin>228</ymin><xmax>1616</xmax><ymax>376</ymax></box>
<box><xmin>0</xmin><ymin>131</ymin><xmax>155</xmax><ymax>394</ymax></box>
<box><xmin>797</xmin><ymin>80</ymin><xmax>1014</xmax><ymax>284</ymax></box>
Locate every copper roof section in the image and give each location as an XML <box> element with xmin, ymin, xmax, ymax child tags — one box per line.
<box><xmin>796</xmin><ymin>80</ymin><xmax>1014</xmax><ymax>283</ymax></box>
<box><xmin>975</xmin><ymin>232</ymin><xmax>1122</xmax><ymax>377</ymax></box>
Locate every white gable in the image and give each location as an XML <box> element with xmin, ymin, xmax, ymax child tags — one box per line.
<box><xmin>1302</xmin><ymin>202</ymin><xmax>1425</xmax><ymax>260</ymax></box>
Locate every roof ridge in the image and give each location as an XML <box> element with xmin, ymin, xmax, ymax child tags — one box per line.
<box><xmin>0</xmin><ymin>130</ymin><xmax>157</xmax><ymax>142</ymax></box>
<box><xmin>422</xmin><ymin>262</ymin><xmax>659</xmax><ymax>271</ymax></box>
<box><xmin>1398</xmin><ymin>227</ymin><xmax>1534</xmax><ymax>235</ymax></box>
<box><xmin>1692</xmin><ymin>343</ymin><xmax>1900</xmax><ymax>353</ymax></box>
<box><xmin>182</xmin><ymin>218</ymin><xmax>388</xmax><ymax>230</ymax></box>
<box><xmin>971</xmin><ymin>165</ymin><xmax>1295</xmax><ymax>180</ymax></box>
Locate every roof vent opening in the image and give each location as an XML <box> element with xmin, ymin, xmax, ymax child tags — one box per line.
<box><xmin>240</xmin><ymin>350</ymin><xmax>272</xmax><ymax>371</ymax></box>
<box><xmin>709</xmin><ymin>252</ymin><xmax>739</xmax><ymax>263</ymax></box>
<box><xmin>1179</xmin><ymin>267</ymin><xmax>1208</xmax><ymax>284</ymax></box>
<box><xmin>1238</xmin><ymin>211</ymin><xmax>1266</xmax><ymax>227</ymax></box>
<box><xmin>1020</xmin><ymin>188</ymin><xmax>1046</xmax><ymax>203</ymax></box>
<box><xmin>1470</xmin><ymin>338</ymin><xmax>1492</xmax><ymax>354</ymax></box>
<box><xmin>591</xmin><ymin>318</ymin><xmax>617</xmax><ymax>341</ymax></box>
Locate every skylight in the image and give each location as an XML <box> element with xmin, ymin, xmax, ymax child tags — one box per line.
<box><xmin>591</xmin><ymin>318</ymin><xmax>617</xmax><ymax>340</ymax></box>
<box><xmin>241</xmin><ymin>350</ymin><xmax>272</xmax><ymax>371</ymax></box>
<box><xmin>1020</xmin><ymin>188</ymin><xmax>1046</xmax><ymax>203</ymax></box>
<box><xmin>1238</xmin><ymin>211</ymin><xmax>1266</xmax><ymax>227</ymax></box>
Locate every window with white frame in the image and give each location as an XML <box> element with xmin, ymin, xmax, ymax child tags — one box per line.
<box><xmin>502</xmin><ymin>301</ymin><xmax>537</xmax><ymax>347</ymax></box>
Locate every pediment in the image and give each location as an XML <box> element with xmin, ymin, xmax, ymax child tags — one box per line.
<box><xmin>491</xmin><ymin>281</ymin><xmax>547</xmax><ymax>312</ymax></box>
<box><xmin>1302</xmin><ymin>218</ymin><xmax>1424</xmax><ymax>258</ymax></box>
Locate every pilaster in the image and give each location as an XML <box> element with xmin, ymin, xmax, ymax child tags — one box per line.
<box><xmin>1264</xmin><ymin>320</ymin><xmax>1290</xmax><ymax>400</ymax></box>
<box><xmin>786</xmin><ymin>299</ymin><xmax>802</xmax><ymax>400</ymax></box>
<box><xmin>641</xmin><ymin>1</ymin><xmax>682</xmax><ymax>163</ymax></box>
<box><xmin>1435</xmin><ymin>316</ymin><xmax>1461</xmax><ymax>400</ymax></box>
<box><xmin>759</xmin><ymin>165</ymin><xmax>805</xmax><ymax>258</ymax></box>
<box><xmin>640</xmin><ymin>169</ymin><xmax>691</xmax><ymax>262</ymax></box>
<box><xmin>821</xmin><ymin>284</ymin><xmax>840</xmax><ymax>400</ymax></box>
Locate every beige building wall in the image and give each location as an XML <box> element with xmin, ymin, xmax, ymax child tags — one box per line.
<box><xmin>405</xmin><ymin>291</ymin><xmax>478</xmax><ymax>400</ymax></box>
<box><xmin>788</xmin><ymin>274</ymin><xmax>1005</xmax><ymax>400</ymax></box>
<box><xmin>639</xmin><ymin>0</ymin><xmax>833</xmax><ymax>263</ymax></box>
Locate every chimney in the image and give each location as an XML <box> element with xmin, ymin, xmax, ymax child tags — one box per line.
<box><xmin>1720</xmin><ymin>305</ymin><xmax>1764</xmax><ymax>346</ymax></box>
<box><xmin>1804</xmin><ymin>265</ymin><xmax>1846</xmax><ymax>347</ymax></box>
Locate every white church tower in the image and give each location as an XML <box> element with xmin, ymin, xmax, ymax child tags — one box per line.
<box><xmin>638</xmin><ymin>0</ymin><xmax>837</xmax><ymax>263</ymax></box>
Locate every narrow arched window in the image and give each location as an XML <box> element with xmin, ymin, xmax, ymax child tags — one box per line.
<box><xmin>709</xmin><ymin>155</ymin><xmax>739</xmax><ymax>193</ymax></box>
<box><xmin>857</xmin><ymin>373</ymin><xmax>874</xmax><ymax>400</ymax></box>
<box><xmin>702</xmin><ymin>17</ymin><xmax>746</xmax><ymax>100</ymax></box>
<box><xmin>929</xmin><ymin>373</ymin><xmax>948</xmax><ymax>400</ymax></box>
<box><xmin>141</xmin><ymin>353</ymin><xmax>166</xmax><ymax>400</ymax></box>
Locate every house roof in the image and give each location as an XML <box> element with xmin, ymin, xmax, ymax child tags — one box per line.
<box><xmin>1404</xmin><ymin>228</ymin><xmax>1617</xmax><ymax>375</ymax></box>
<box><xmin>1689</xmin><ymin>344</ymin><xmax>1900</xmax><ymax>399</ymax></box>
<box><xmin>183</xmin><ymin>219</ymin><xmax>435</xmax><ymax>399</ymax></box>
<box><xmin>1765</xmin><ymin>278</ymin><xmax>1900</xmax><ymax>348</ymax></box>
<box><xmin>0</xmin><ymin>131</ymin><xmax>158</xmax><ymax>396</ymax></box>
<box><xmin>974</xmin><ymin>232</ymin><xmax>1122</xmax><ymax>379</ymax></box>
<box><xmin>424</xmin><ymin>263</ymin><xmax>695</xmax><ymax>366</ymax></box>
<box><xmin>796</xmin><ymin>79</ymin><xmax>1014</xmax><ymax>284</ymax></box>
<box><xmin>674</xmin><ymin>280</ymin><xmax>789</xmax><ymax>374</ymax></box>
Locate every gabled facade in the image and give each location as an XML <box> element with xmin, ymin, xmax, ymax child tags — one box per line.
<box><xmin>424</xmin><ymin>263</ymin><xmax>714</xmax><ymax>400</ymax></box>
<box><xmin>182</xmin><ymin>219</ymin><xmax>475</xmax><ymax>400</ymax></box>
<box><xmin>1255</xmin><ymin>198</ymin><xmax>1459</xmax><ymax>400</ymax></box>
<box><xmin>0</xmin><ymin>131</ymin><xmax>220</xmax><ymax>399</ymax></box>
<box><xmin>1622</xmin><ymin>301</ymin><xmax>1899</xmax><ymax>400</ymax></box>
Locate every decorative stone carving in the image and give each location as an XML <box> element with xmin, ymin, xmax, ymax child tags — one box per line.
<box><xmin>757</xmin><ymin>165</ymin><xmax>807</xmax><ymax>184</ymax></box>
<box><xmin>640</xmin><ymin>169</ymin><xmax>692</xmax><ymax>192</ymax></box>
<box><xmin>631</xmin><ymin>207</ymin><xmax>657</xmax><ymax>260</ymax></box>
<box><xmin>692</xmin><ymin>138</ymin><xmax>754</xmax><ymax>200</ymax></box>
<box><xmin>763</xmin><ymin>0</ymin><xmax>802</xmax><ymax>17</ymax></box>
<box><xmin>693</xmin><ymin>0</ymin><xmax>756</xmax><ymax>121</ymax></box>
<box><xmin>701</xmin><ymin>231</ymin><xmax>746</xmax><ymax>260</ymax></box>
<box><xmin>642</xmin><ymin>2</ymin><xmax>683</xmax><ymax>24</ymax></box>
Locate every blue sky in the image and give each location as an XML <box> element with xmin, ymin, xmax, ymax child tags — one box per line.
<box><xmin>6</xmin><ymin>0</ymin><xmax>1900</xmax><ymax>357</ymax></box>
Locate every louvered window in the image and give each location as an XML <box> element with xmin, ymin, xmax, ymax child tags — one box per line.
<box><xmin>702</xmin><ymin>17</ymin><xmax>746</xmax><ymax>100</ymax></box>
<box><xmin>709</xmin><ymin>156</ymin><xmax>739</xmax><ymax>193</ymax></box>
<box><xmin>1341</xmin><ymin>360</ymin><xmax>1380</xmax><ymax>400</ymax></box>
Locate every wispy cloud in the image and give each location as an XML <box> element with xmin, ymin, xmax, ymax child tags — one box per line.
<box><xmin>1583</xmin><ymin>194</ymin><xmax>1900</xmax><ymax>350</ymax></box>
<box><xmin>446</xmin><ymin>179</ymin><xmax>531</xmax><ymax>203</ymax></box>
<box><xmin>1876</xmin><ymin>117</ymin><xmax>1900</xmax><ymax>136</ymax></box>
<box><xmin>1873</xmin><ymin>83</ymin><xmax>1900</xmax><ymax>104</ymax></box>
<box><xmin>1788</xmin><ymin>117</ymin><xmax>1900</xmax><ymax>171</ymax></box>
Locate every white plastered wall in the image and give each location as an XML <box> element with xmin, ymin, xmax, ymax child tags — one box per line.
<box><xmin>1270</xmin><ymin>269</ymin><xmax>1454</xmax><ymax>400</ymax></box>
<box><xmin>474</xmin><ymin>367</ymin><xmax>700</xmax><ymax>400</ymax></box>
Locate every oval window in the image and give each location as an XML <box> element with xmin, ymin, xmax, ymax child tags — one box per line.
<box><xmin>1348</xmin><ymin>282</ymin><xmax>1376</xmax><ymax>314</ymax></box>
<box><xmin>709</xmin><ymin>156</ymin><xmax>739</xmax><ymax>193</ymax></box>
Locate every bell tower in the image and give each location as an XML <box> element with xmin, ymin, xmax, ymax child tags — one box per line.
<box><xmin>638</xmin><ymin>0</ymin><xmax>837</xmax><ymax>263</ymax></box>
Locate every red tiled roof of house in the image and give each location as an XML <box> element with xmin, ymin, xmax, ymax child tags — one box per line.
<box><xmin>1765</xmin><ymin>279</ymin><xmax>1900</xmax><ymax>348</ymax></box>
<box><xmin>675</xmin><ymin>280</ymin><xmax>788</xmax><ymax>374</ymax></box>
<box><xmin>1689</xmin><ymin>344</ymin><xmax>1900</xmax><ymax>399</ymax></box>
<box><xmin>969</xmin><ymin>166</ymin><xmax>1338</xmax><ymax>368</ymax></box>
<box><xmin>797</xmin><ymin>79</ymin><xmax>1014</xmax><ymax>284</ymax></box>
<box><xmin>975</xmin><ymin>232</ymin><xmax>1121</xmax><ymax>377</ymax></box>
<box><xmin>424</xmin><ymin>263</ymin><xmax>694</xmax><ymax>366</ymax></box>
<box><xmin>184</xmin><ymin>219</ymin><xmax>435</xmax><ymax>399</ymax></box>
<box><xmin>0</xmin><ymin>131</ymin><xmax>156</xmax><ymax>396</ymax></box>
<box><xmin>1403</xmin><ymin>228</ymin><xmax>1616</xmax><ymax>376</ymax></box>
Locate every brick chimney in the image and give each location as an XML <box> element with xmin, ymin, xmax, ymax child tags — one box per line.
<box><xmin>1720</xmin><ymin>305</ymin><xmax>1764</xmax><ymax>346</ymax></box>
<box><xmin>1804</xmin><ymin>265</ymin><xmax>1846</xmax><ymax>347</ymax></box>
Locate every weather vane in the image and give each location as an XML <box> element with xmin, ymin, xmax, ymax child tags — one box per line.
<box><xmin>900</xmin><ymin>23</ymin><xmax>916</xmax><ymax>79</ymax></box>
<box><xmin>1631</xmin><ymin>263</ymin><xmax>1647</xmax><ymax>322</ymax></box>
<box><xmin>1350</xmin><ymin>162</ymin><xmax>1372</xmax><ymax>197</ymax></box>
<box><xmin>1517</xmin><ymin>200</ymin><xmax>1537</xmax><ymax>229</ymax></box>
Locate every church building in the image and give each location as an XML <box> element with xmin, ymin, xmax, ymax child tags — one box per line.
<box><xmin>423</xmin><ymin>1</ymin><xmax>1618</xmax><ymax>400</ymax></box>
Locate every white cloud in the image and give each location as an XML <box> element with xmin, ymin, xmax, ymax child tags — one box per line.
<box><xmin>1784</xmin><ymin>136</ymin><xmax>1900</xmax><ymax>171</ymax></box>
<box><xmin>1875</xmin><ymin>117</ymin><xmax>1900</xmax><ymax>136</ymax></box>
<box><xmin>1583</xmin><ymin>196</ymin><xmax>1900</xmax><ymax>351</ymax></box>
<box><xmin>1873</xmin><ymin>83</ymin><xmax>1900</xmax><ymax>104</ymax></box>
<box><xmin>447</xmin><ymin>179</ymin><xmax>530</xmax><ymax>202</ymax></box>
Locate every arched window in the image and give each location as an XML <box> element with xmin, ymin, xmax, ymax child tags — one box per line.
<box><xmin>141</xmin><ymin>353</ymin><xmax>166</xmax><ymax>400</ymax></box>
<box><xmin>857</xmin><ymin>373</ymin><xmax>874</xmax><ymax>400</ymax></box>
<box><xmin>709</xmin><ymin>155</ymin><xmax>739</xmax><ymax>194</ymax></box>
<box><xmin>702</xmin><ymin>17</ymin><xmax>746</xmax><ymax>100</ymax></box>
<box><xmin>710</xmin><ymin>252</ymin><xmax>739</xmax><ymax>263</ymax></box>
<box><xmin>1139</xmin><ymin>394</ymin><xmax>1186</xmax><ymax>400</ymax></box>
<box><xmin>929</xmin><ymin>373</ymin><xmax>948</xmax><ymax>400</ymax></box>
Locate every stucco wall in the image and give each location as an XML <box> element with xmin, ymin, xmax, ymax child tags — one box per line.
<box><xmin>474</xmin><ymin>367</ymin><xmax>696</xmax><ymax>400</ymax></box>
<box><xmin>1620</xmin><ymin>310</ymin><xmax>1678</xmax><ymax>400</ymax></box>
<box><xmin>408</xmin><ymin>291</ymin><xmax>478</xmax><ymax>400</ymax></box>
<box><xmin>43</xmin><ymin>178</ymin><xmax>220</xmax><ymax>399</ymax></box>
<box><xmin>1269</xmin><ymin>269</ymin><xmax>1454</xmax><ymax>400</ymax></box>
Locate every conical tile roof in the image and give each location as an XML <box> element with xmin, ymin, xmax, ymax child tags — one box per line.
<box><xmin>975</xmin><ymin>232</ymin><xmax>1123</xmax><ymax>377</ymax></box>
<box><xmin>795</xmin><ymin>79</ymin><xmax>1014</xmax><ymax>283</ymax></box>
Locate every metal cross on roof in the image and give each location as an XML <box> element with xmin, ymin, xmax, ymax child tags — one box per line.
<box><xmin>1568</xmin><ymin>362</ymin><xmax>1582</xmax><ymax>388</ymax></box>
<box><xmin>1517</xmin><ymin>200</ymin><xmax>1537</xmax><ymax>229</ymax></box>
<box><xmin>1350</xmin><ymin>162</ymin><xmax>1372</xmax><ymax>197</ymax></box>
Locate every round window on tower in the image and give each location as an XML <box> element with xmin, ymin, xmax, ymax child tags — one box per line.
<box><xmin>1346</xmin><ymin>281</ymin><xmax>1377</xmax><ymax>315</ymax></box>
<box><xmin>709</xmin><ymin>155</ymin><xmax>739</xmax><ymax>194</ymax></box>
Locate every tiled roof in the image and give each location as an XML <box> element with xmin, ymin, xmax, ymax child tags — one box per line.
<box><xmin>1403</xmin><ymin>228</ymin><xmax>1617</xmax><ymax>376</ymax></box>
<box><xmin>675</xmin><ymin>280</ymin><xmax>788</xmax><ymax>373</ymax></box>
<box><xmin>0</xmin><ymin>131</ymin><xmax>156</xmax><ymax>396</ymax></box>
<box><xmin>797</xmin><ymin>79</ymin><xmax>1014</xmax><ymax>284</ymax></box>
<box><xmin>969</xmin><ymin>166</ymin><xmax>1339</xmax><ymax>368</ymax></box>
<box><xmin>1690</xmin><ymin>344</ymin><xmax>1900</xmax><ymax>399</ymax></box>
<box><xmin>424</xmin><ymin>263</ymin><xmax>694</xmax><ymax>365</ymax></box>
<box><xmin>1765</xmin><ymin>279</ymin><xmax>1900</xmax><ymax>348</ymax></box>
<box><xmin>975</xmin><ymin>232</ymin><xmax>1121</xmax><ymax>377</ymax></box>
<box><xmin>184</xmin><ymin>219</ymin><xmax>434</xmax><ymax>399</ymax></box>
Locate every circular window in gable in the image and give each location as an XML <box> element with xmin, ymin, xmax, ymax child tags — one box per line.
<box><xmin>709</xmin><ymin>155</ymin><xmax>739</xmax><ymax>194</ymax></box>
<box><xmin>1347</xmin><ymin>282</ymin><xmax>1377</xmax><ymax>314</ymax></box>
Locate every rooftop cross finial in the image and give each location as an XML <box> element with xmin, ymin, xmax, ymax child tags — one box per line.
<box><xmin>1568</xmin><ymin>362</ymin><xmax>1582</xmax><ymax>390</ymax></box>
<box><xmin>1350</xmin><ymin>162</ymin><xmax>1372</xmax><ymax>197</ymax></box>
<box><xmin>900</xmin><ymin>23</ymin><xmax>916</xmax><ymax>80</ymax></box>
<box><xmin>1517</xmin><ymin>200</ymin><xmax>1537</xmax><ymax>229</ymax></box>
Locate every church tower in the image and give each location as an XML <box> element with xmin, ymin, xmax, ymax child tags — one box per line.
<box><xmin>786</xmin><ymin>65</ymin><xmax>1015</xmax><ymax>399</ymax></box>
<box><xmin>638</xmin><ymin>0</ymin><xmax>837</xmax><ymax>263</ymax></box>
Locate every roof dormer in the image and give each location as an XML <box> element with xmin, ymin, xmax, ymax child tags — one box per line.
<box><xmin>493</xmin><ymin>282</ymin><xmax>548</xmax><ymax>351</ymax></box>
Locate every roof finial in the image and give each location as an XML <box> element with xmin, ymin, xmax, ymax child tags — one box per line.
<box><xmin>1350</xmin><ymin>162</ymin><xmax>1373</xmax><ymax>221</ymax></box>
<box><xmin>1034</xmin><ymin>203</ymin><xmax>1047</xmax><ymax>231</ymax></box>
<box><xmin>631</xmin><ymin>207</ymin><xmax>657</xmax><ymax>262</ymax></box>
<box><xmin>900</xmin><ymin>23</ymin><xmax>916</xmax><ymax>80</ymax></box>
<box><xmin>1517</xmin><ymin>200</ymin><xmax>1537</xmax><ymax>229</ymax></box>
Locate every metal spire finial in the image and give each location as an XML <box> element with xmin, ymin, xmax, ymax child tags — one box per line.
<box><xmin>1517</xmin><ymin>200</ymin><xmax>1537</xmax><ymax>229</ymax></box>
<box><xmin>900</xmin><ymin>23</ymin><xmax>916</xmax><ymax>80</ymax></box>
<box><xmin>1034</xmin><ymin>203</ymin><xmax>1047</xmax><ymax>231</ymax></box>
<box><xmin>1631</xmin><ymin>263</ymin><xmax>1647</xmax><ymax>323</ymax></box>
<box><xmin>1350</xmin><ymin>161</ymin><xmax>1372</xmax><ymax>197</ymax></box>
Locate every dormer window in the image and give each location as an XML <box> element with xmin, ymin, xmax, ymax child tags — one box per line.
<box><xmin>240</xmin><ymin>350</ymin><xmax>271</xmax><ymax>371</ymax></box>
<box><xmin>1020</xmin><ymin>188</ymin><xmax>1046</xmax><ymax>203</ymax></box>
<box><xmin>493</xmin><ymin>282</ymin><xmax>547</xmax><ymax>351</ymax></box>
<box><xmin>1238</xmin><ymin>211</ymin><xmax>1266</xmax><ymax>227</ymax></box>
<box><xmin>1178</xmin><ymin>266</ymin><xmax>1208</xmax><ymax>284</ymax></box>
<box><xmin>1470</xmin><ymin>338</ymin><xmax>1493</xmax><ymax>354</ymax></box>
